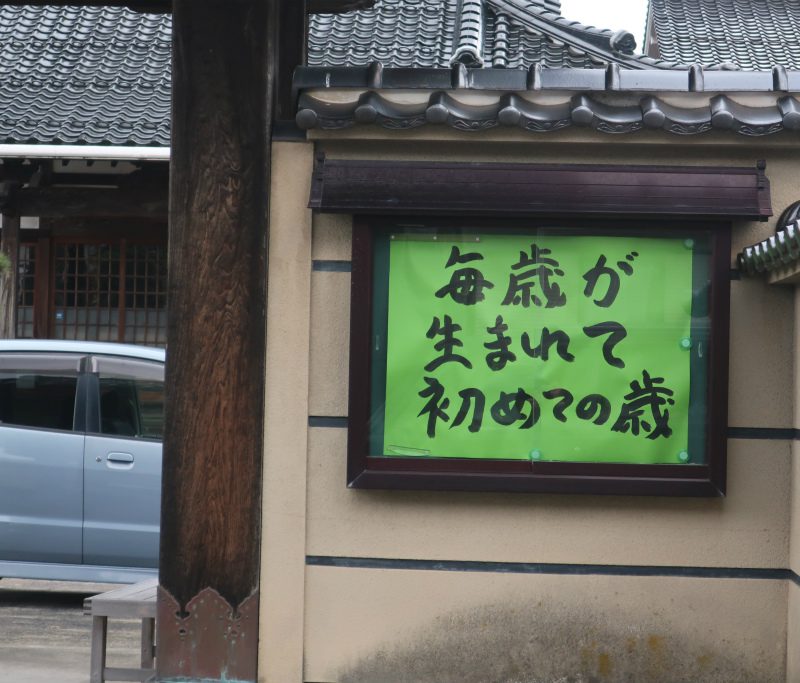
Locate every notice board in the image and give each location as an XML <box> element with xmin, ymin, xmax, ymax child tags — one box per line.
<box><xmin>348</xmin><ymin>220</ymin><xmax>728</xmax><ymax>496</ymax></box>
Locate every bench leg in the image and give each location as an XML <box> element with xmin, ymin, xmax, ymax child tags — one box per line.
<box><xmin>90</xmin><ymin>615</ymin><xmax>108</xmax><ymax>683</ymax></box>
<box><xmin>141</xmin><ymin>617</ymin><xmax>155</xmax><ymax>669</ymax></box>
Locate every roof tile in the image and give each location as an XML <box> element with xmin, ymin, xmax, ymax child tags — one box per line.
<box><xmin>0</xmin><ymin>5</ymin><xmax>170</xmax><ymax>146</ymax></box>
<box><xmin>650</xmin><ymin>0</ymin><xmax>800</xmax><ymax>68</ymax></box>
<box><xmin>0</xmin><ymin>0</ymin><xmax>672</xmax><ymax>146</ymax></box>
<box><xmin>308</xmin><ymin>0</ymin><xmax>669</xmax><ymax>70</ymax></box>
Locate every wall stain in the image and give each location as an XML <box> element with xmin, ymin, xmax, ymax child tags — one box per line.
<box><xmin>337</xmin><ymin>600</ymin><xmax>779</xmax><ymax>683</ymax></box>
<box><xmin>696</xmin><ymin>653</ymin><xmax>714</xmax><ymax>672</ymax></box>
<box><xmin>647</xmin><ymin>635</ymin><xmax>664</xmax><ymax>654</ymax></box>
<box><xmin>596</xmin><ymin>652</ymin><xmax>612</xmax><ymax>678</ymax></box>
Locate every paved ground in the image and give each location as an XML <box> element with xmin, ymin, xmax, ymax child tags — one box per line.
<box><xmin>0</xmin><ymin>578</ymin><xmax>142</xmax><ymax>683</ymax></box>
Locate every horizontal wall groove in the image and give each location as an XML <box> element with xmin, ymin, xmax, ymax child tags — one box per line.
<box><xmin>308</xmin><ymin>416</ymin><xmax>348</xmax><ymax>428</ymax></box>
<box><xmin>307</xmin><ymin>556</ymin><xmax>796</xmax><ymax>581</ymax></box>
<box><xmin>727</xmin><ymin>427</ymin><xmax>800</xmax><ymax>440</ymax></box>
<box><xmin>312</xmin><ymin>260</ymin><xmax>352</xmax><ymax>272</ymax></box>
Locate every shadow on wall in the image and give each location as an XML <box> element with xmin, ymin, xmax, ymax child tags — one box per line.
<box><xmin>338</xmin><ymin>599</ymin><xmax>777</xmax><ymax>683</ymax></box>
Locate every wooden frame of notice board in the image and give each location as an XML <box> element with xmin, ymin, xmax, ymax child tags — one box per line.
<box><xmin>346</xmin><ymin>216</ymin><xmax>731</xmax><ymax>497</ymax></box>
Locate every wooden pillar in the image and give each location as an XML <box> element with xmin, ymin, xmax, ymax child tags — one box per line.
<box><xmin>156</xmin><ymin>0</ymin><xmax>273</xmax><ymax>680</ymax></box>
<box><xmin>0</xmin><ymin>215</ymin><xmax>19</xmax><ymax>339</ymax></box>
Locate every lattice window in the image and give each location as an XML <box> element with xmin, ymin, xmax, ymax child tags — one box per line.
<box><xmin>16</xmin><ymin>244</ymin><xmax>36</xmax><ymax>339</ymax></box>
<box><xmin>124</xmin><ymin>244</ymin><xmax>168</xmax><ymax>346</ymax></box>
<box><xmin>53</xmin><ymin>243</ymin><xmax>119</xmax><ymax>342</ymax></box>
<box><xmin>52</xmin><ymin>241</ymin><xmax>167</xmax><ymax>346</ymax></box>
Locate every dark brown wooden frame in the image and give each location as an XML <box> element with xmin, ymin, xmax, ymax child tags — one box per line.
<box><xmin>347</xmin><ymin>216</ymin><xmax>731</xmax><ymax>497</ymax></box>
<box><xmin>311</xmin><ymin>157</ymin><xmax>772</xmax><ymax>221</ymax></box>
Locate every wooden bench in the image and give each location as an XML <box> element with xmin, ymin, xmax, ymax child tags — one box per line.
<box><xmin>83</xmin><ymin>578</ymin><xmax>158</xmax><ymax>683</ymax></box>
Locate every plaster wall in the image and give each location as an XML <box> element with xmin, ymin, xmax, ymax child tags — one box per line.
<box><xmin>791</xmin><ymin>295</ymin><xmax>800</xmax><ymax>576</ymax></box>
<box><xmin>260</xmin><ymin>142</ymin><xmax>314</xmax><ymax>683</ymax></box>
<box><xmin>788</xmin><ymin>292</ymin><xmax>800</xmax><ymax>681</ymax></box>
<box><xmin>261</xmin><ymin>134</ymin><xmax>797</xmax><ymax>682</ymax></box>
<box><xmin>304</xmin><ymin>567</ymin><xmax>786</xmax><ymax>683</ymax></box>
<box><xmin>789</xmin><ymin>582</ymin><xmax>800</xmax><ymax>682</ymax></box>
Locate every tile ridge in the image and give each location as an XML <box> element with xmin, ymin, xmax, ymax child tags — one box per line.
<box><xmin>450</xmin><ymin>0</ymin><xmax>485</xmax><ymax>67</ymax></box>
<box><xmin>487</xmin><ymin>0</ymin><xmax>682</xmax><ymax>69</ymax></box>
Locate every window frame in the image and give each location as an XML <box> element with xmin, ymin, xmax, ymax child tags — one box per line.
<box><xmin>85</xmin><ymin>354</ymin><xmax>165</xmax><ymax>442</ymax></box>
<box><xmin>0</xmin><ymin>352</ymin><xmax>85</xmax><ymax>433</ymax></box>
<box><xmin>346</xmin><ymin>215</ymin><xmax>731</xmax><ymax>497</ymax></box>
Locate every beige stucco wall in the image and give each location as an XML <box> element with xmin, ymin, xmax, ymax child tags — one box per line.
<box><xmin>260</xmin><ymin>142</ymin><xmax>314</xmax><ymax>683</ymax></box>
<box><xmin>261</xmin><ymin>132</ymin><xmax>799</xmax><ymax>682</ymax></box>
<box><xmin>789</xmin><ymin>582</ymin><xmax>800</xmax><ymax>682</ymax></box>
<box><xmin>789</xmin><ymin>292</ymin><xmax>800</xmax><ymax>682</ymax></box>
<box><xmin>307</xmin><ymin>428</ymin><xmax>789</xmax><ymax>568</ymax></box>
<box><xmin>304</xmin><ymin>568</ymin><xmax>786</xmax><ymax>683</ymax></box>
<box><xmin>792</xmin><ymin>294</ymin><xmax>800</xmax><ymax>576</ymax></box>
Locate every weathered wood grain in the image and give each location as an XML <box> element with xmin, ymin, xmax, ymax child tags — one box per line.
<box><xmin>158</xmin><ymin>0</ymin><xmax>273</xmax><ymax>679</ymax></box>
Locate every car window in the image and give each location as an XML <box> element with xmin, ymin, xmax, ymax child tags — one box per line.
<box><xmin>93</xmin><ymin>356</ymin><xmax>164</xmax><ymax>440</ymax></box>
<box><xmin>0</xmin><ymin>354</ymin><xmax>81</xmax><ymax>431</ymax></box>
<box><xmin>136</xmin><ymin>380</ymin><xmax>164</xmax><ymax>438</ymax></box>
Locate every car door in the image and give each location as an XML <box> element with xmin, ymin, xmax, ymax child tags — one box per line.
<box><xmin>0</xmin><ymin>352</ymin><xmax>85</xmax><ymax>564</ymax></box>
<box><xmin>82</xmin><ymin>354</ymin><xmax>164</xmax><ymax>568</ymax></box>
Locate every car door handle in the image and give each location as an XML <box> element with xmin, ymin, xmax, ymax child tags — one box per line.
<box><xmin>107</xmin><ymin>452</ymin><xmax>135</xmax><ymax>464</ymax></box>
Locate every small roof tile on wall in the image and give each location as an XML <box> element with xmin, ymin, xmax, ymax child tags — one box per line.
<box><xmin>0</xmin><ymin>6</ymin><xmax>170</xmax><ymax>146</ymax></box>
<box><xmin>649</xmin><ymin>0</ymin><xmax>800</xmax><ymax>69</ymax></box>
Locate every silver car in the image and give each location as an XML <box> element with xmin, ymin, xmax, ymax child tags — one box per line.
<box><xmin>0</xmin><ymin>340</ymin><xmax>164</xmax><ymax>583</ymax></box>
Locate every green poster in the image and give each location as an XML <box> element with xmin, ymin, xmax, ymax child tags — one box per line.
<box><xmin>380</xmin><ymin>232</ymin><xmax>696</xmax><ymax>465</ymax></box>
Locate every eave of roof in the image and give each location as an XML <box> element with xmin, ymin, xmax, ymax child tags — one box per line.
<box><xmin>294</xmin><ymin>63</ymin><xmax>800</xmax><ymax>136</ymax></box>
<box><xmin>0</xmin><ymin>143</ymin><xmax>169</xmax><ymax>160</ymax></box>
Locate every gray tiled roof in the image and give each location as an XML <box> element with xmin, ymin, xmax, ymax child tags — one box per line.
<box><xmin>0</xmin><ymin>1</ymin><xmax>677</xmax><ymax>148</ymax></box>
<box><xmin>308</xmin><ymin>1</ymin><xmax>461</xmax><ymax>68</ymax></box>
<box><xmin>0</xmin><ymin>6</ymin><xmax>170</xmax><ymax>146</ymax></box>
<box><xmin>308</xmin><ymin>0</ymin><xmax>673</xmax><ymax>70</ymax></box>
<box><xmin>649</xmin><ymin>0</ymin><xmax>800</xmax><ymax>69</ymax></box>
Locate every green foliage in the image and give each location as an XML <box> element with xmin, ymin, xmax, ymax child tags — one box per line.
<box><xmin>0</xmin><ymin>251</ymin><xmax>9</xmax><ymax>275</ymax></box>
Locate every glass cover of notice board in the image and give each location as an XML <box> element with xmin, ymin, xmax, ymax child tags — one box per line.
<box><xmin>347</xmin><ymin>219</ymin><xmax>729</xmax><ymax>496</ymax></box>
